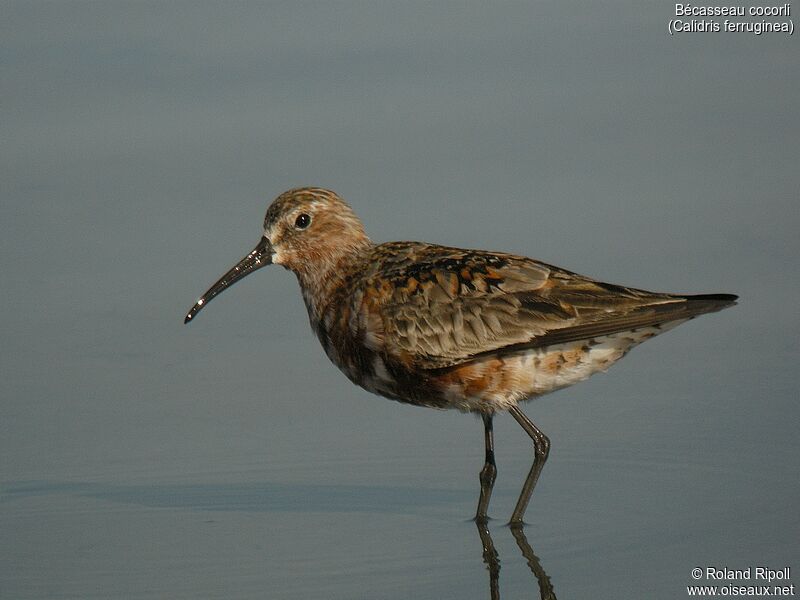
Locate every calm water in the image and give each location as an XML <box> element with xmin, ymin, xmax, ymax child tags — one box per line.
<box><xmin>2</xmin><ymin>3</ymin><xmax>797</xmax><ymax>599</ymax></box>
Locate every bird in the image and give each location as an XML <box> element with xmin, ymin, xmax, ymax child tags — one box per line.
<box><xmin>184</xmin><ymin>187</ymin><xmax>737</xmax><ymax>524</ymax></box>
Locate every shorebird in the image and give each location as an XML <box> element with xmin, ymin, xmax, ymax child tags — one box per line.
<box><xmin>185</xmin><ymin>187</ymin><xmax>736</xmax><ymax>524</ymax></box>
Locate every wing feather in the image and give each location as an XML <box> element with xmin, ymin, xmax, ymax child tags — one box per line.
<box><xmin>358</xmin><ymin>243</ymin><xmax>733</xmax><ymax>371</ymax></box>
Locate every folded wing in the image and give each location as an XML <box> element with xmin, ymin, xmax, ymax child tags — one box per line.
<box><xmin>364</xmin><ymin>243</ymin><xmax>735</xmax><ymax>370</ymax></box>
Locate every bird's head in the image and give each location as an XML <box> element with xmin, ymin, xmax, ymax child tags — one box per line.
<box><xmin>185</xmin><ymin>187</ymin><xmax>370</xmax><ymax>323</ymax></box>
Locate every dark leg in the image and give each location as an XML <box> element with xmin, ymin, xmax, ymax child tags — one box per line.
<box><xmin>475</xmin><ymin>412</ymin><xmax>497</xmax><ymax>522</ymax></box>
<box><xmin>508</xmin><ymin>405</ymin><xmax>550</xmax><ymax>525</ymax></box>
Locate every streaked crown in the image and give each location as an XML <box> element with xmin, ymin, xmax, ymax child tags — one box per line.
<box><xmin>264</xmin><ymin>187</ymin><xmax>371</xmax><ymax>276</ymax></box>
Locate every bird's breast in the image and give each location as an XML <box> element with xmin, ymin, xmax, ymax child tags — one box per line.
<box><xmin>312</xmin><ymin>288</ymin><xmax>387</xmax><ymax>388</ymax></box>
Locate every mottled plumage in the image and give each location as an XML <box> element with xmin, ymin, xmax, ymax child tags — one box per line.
<box><xmin>185</xmin><ymin>187</ymin><xmax>737</xmax><ymax>523</ymax></box>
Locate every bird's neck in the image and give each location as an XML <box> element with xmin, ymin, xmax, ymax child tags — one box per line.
<box><xmin>294</xmin><ymin>239</ymin><xmax>373</xmax><ymax>325</ymax></box>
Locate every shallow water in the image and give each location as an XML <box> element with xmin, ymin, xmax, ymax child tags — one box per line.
<box><xmin>3</xmin><ymin>345</ymin><xmax>796</xmax><ymax>599</ymax></box>
<box><xmin>2</xmin><ymin>3</ymin><xmax>798</xmax><ymax>598</ymax></box>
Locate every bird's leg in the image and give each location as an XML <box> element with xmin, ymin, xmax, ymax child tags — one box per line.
<box><xmin>475</xmin><ymin>412</ymin><xmax>497</xmax><ymax>523</ymax></box>
<box><xmin>508</xmin><ymin>405</ymin><xmax>550</xmax><ymax>525</ymax></box>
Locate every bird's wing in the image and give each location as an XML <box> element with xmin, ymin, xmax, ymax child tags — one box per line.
<box><xmin>361</xmin><ymin>243</ymin><xmax>704</xmax><ymax>371</ymax></box>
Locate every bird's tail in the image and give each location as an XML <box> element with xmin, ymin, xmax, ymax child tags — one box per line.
<box><xmin>680</xmin><ymin>293</ymin><xmax>738</xmax><ymax>317</ymax></box>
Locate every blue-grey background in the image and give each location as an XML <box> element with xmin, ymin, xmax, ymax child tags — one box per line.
<box><xmin>2</xmin><ymin>2</ymin><xmax>797</xmax><ymax>599</ymax></box>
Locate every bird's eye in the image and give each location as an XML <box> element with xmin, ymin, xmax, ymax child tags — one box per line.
<box><xmin>294</xmin><ymin>213</ymin><xmax>311</xmax><ymax>229</ymax></box>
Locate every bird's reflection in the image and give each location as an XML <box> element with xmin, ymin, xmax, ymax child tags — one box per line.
<box><xmin>475</xmin><ymin>521</ymin><xmax>556</xmax><ymax>600</ymax></box>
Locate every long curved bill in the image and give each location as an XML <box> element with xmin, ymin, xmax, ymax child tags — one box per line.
<box><xmin>184</xmin><ymin>237</ymin><xmax>273</xmax><ymax>324</ymax></box>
